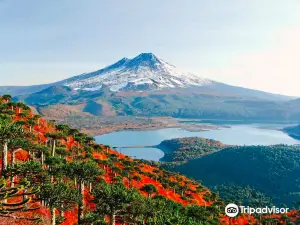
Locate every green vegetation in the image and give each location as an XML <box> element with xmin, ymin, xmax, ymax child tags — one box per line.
<box><xmin>15</xmin><ymin>86</ymin><xmax>300</xmax><ymax>121</ymax></box>
<box><xmin>167</xmin><ymin>145</ymin><xmax>300</xmax><ymax>207</ymax></box>
<box><xmin>1</xmin><ymin>96</ymin><xmax>227</xmax><ymax>224</ymax></box>
<box><xmin>2</xmin><ymin>95</ymin><xmax>299</xmax><ymax>224</ymax></box>
<box><xmin>211</xmin><ymin>185</ymin><xmax>273</xmax><ymax>207</ymax></box>
<box><xmin>158</xmin><ymin>137</ymin><xmax>227</xmax><ymax>162</ymax></box>
<box><xmin>88</xmin><ymin>182</ymin><xmax>221</xmax><ymax>225</ymax></box>
<box><xmin>83</xmin><ymin>100</ymin><xmax>103</xmax><ymax>116</ymax></box>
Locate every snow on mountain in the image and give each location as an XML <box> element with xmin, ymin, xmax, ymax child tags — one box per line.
<box><xmin>62</xmin><ymin>53</ymin><xmax>214</xmax><ymax>92</ymax></box>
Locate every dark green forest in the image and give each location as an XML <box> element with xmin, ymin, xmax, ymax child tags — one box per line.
<box><xmin>158</xmin><ymin>137</ymin><xmax>227</xmax><ymax>162</ymax></box>
<box><xmin>165</xmin><ymin>145</ymin><xmax>300</xmax><ymax>207</ymax></box>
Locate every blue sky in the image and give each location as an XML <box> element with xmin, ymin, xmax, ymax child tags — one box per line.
<box><xmin>1</xmin><ymin>0</ymin><xmax>300</xmax><ymax>95</ymax></box>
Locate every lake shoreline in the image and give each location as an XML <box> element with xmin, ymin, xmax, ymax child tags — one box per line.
<box><xmin>95</xmin><ymin>124</ymin><xmax>300</xmax><ymax>161</ymax></box>
<box><xmin>86</xmin><ymin>121</ymin><xmax>227</xmax><ymax>136</ymax></box>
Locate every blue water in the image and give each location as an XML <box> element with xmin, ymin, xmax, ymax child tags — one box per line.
<box><xmin>95</xmin><ymin>124</ymin><xmax>300</xmax><ymax>161</ymax></box>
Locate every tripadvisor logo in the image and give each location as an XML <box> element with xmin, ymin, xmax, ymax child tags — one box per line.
<box><xmin>225</xmin><ymin>203</ymin><xmax>289</xmax><ymax>217</ymax></box>
<box><xmin>225</xmin><ymin>203</ymin><xmax>239</xmax><ymax>217</ymax></box>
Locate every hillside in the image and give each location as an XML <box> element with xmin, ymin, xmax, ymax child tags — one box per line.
<box><xmin>166</xmin><ymin>145</ymin><xmax>300</xmax><ymax>208</ymax></box>
<box><xmin>283</xmin><ymin>124</ymin><xmax>300</xmax><ymax>140</ymax></box>
<box><xmin>15</xmin><ymin>85</ymin><xmax>300</xmax><ymax>124</ymax></box>
<box><xmin>0</xmin><ymin>95</ymin><xmax>238</xmax><ymax>225</ymax></box>
<box><xmin>1</xmin><ymin>96</ymin><xmax>299</xmax><ymax>224</ymax></box>
<box><xmin>158</xmin><ymin>137</ymin><xmax>227</xmax><ymax>162</ymax></box>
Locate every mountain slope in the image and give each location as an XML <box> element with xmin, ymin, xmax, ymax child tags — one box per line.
<box><xmin>0</xmin><ymin>96</ymin><xmax>224</xmax><ymax>225</ymax></box>
<box><xmin>16</xmin><ymin>85</ymin><xmax>300</xmax><ymax>123</ymax></box>
<box><xmin>1</xmin><ymin>53</ymin><xmax>295</xmax><ymax>102</ymax></box>
<box><xmin>283</xmin><ymin>124</ymin><xmax>300</xmax><ymax>140</ymax></box>
<box><xmin>61</xmin><ymin>53</ymin><xmax>213</xmax><ymax>92</ymax></box>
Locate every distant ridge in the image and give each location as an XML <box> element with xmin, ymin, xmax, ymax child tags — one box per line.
<box><xmin>0</xmin><ymin>53</ymin><xmax>296</xmax><ymax>102</ymax></box>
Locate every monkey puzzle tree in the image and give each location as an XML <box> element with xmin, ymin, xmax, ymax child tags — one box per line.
<box><xmin>92</xmin><ymin>182</ymin><xmax>141</xmax><ymax>225</ymax></box>
<box><xmin>0</xmin><ymin>103</ymin><xmax>9</xmax><ymax>114</ymax></box>
<box><xmin>0</xmin><ymin>115</ymin><xmax>25</xmax><ymax>175</ymax></box>
<box><xmin>141</xmin><ymin>184</ymin><xmax>158</xmax><ymax>198</ymax></box>
<box><xmin>1</xmin><ymin>95</ymin><xmax>12</xmax><ymax>102</ymax></box>
<box><xmin>40</xmin><ymin>182</ymin><xmax>80</xmax><ymax>225</ymax></box>
<box><xmin>8</xmin><ymin>161</ymin><xmax>46</xmax><ymax>186</ymax></box>
<box><xmin>56</xmin><ymin>124</ymin><xmax>71</xmax><ymax>135</ymax></box>
<box><xmin>27</xmin><ymin>117</ymin><xmax>38</xmax><ymax>132</ymax></box>
<box><xmin>6</xmin><ymin>102</ymin><xmax>17</xmax><ymax>112</ymax></box>
<box><xmin>29</xmin><ymin>143</ymin><xmax>51</xmax><ymax>165</ymax></box>
<box><xmin>74</xmin><ymin>133</ymin><xmax>89</xmax><ymax>148</ymax></box>
<box><xmin>63</xmin><ymin>160</ymin><xmax>103</xmax><ymax>224</ymax></box>
<box><xmin>56</xmin><ymin>147</ymin><xmax>71</xmax><ymax>159</ymax></box>
<box><xmin>44</xmin><ymin>156</ymin><xmax>66</xmax><ymax>182</ymax></box>
<box><xmin>45</xmin><ymin>132</ymin><xmax>66</xmax><ymax>157</ymax></box>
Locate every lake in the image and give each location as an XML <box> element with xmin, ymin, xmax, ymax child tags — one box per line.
<box><xmin>95</xmin><ymin>124</ymin><xmax>300</xmax><ymax>161</ymax></box>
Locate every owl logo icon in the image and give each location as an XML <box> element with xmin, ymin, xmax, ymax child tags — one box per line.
<box><xmin>225</xmin><ymin>203</ymin><xmax>239</xmax><ymax>217</ymax></box>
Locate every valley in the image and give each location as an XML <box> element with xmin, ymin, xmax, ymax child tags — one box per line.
<box><xmin>2</xmin><ymin>53</ymin><xmax>300</xmax><ymax>224</ymax></box>
<box><xmin>94</xmin><ymin>124</ymin><xmax>300</xmax><ymax>208</ymax></box>
<box><xmin>94</xmin><ymin>123</ymin><xmax>300</xmax><ymax>160</ymax></box>
<box><xmin>3</xmin><ymin>1</ymin><xmax>300</xmax><ymax>223</ymax></box>
<box><xmin>4</xmin><ymin>95</ymin><xmax>299</xmax><ymax>224</ymax></box>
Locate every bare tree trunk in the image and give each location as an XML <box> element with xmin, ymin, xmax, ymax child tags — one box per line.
<box><xmin>51</xmin><ymin>140</ymin><xmax>56</xmax><ymax>157</ymax></box>
<box><xmin>29</xmin><ymin>150</ymin><xmax>33</xmax><ymax>161</ymax></box>
<box><xmin>12</xmin><ymin>150</ymin><xmax>16</xmax><ymax>166</ymax></box>
<box><xmin>52</xmin><ymin>208</ymin><xmax>56</xmax><ymax>225</ymax></box>
<box><xmin>110</xmin><ymin>213</ymin><xmax>116</xmax><ymax>225</ymax></box>
<box><xmin>78</xmin><ymin>181</ymin><xmax>85</xmax><ymax>224</ymax></box>
<box><xmin>61</xmin><ymin>204</ymin><xmax>64</xmax><ymax>218</ymax></box>
<box><xmin>89</xmin><ymin>182</ymin><xmax>92</xmax><ymax>192</ymax></box>
<box><xmin>2</xmin><ymin>141</ymin><xmax>8</xmax><ymax>175</ymax></box>
<box><xmin>41</xmin><ymin>151</ymin><xmax>44</xmax><ymax>165</ymax></box>
<box><xmin>10</xmin><ymin>150</ymin><xmax>17</xmax><ymax>188</ymax></box>
<box><xmin>11</xmin><ymin>176</ymin><xmax>15</xmax><ymax>188</ymax></box>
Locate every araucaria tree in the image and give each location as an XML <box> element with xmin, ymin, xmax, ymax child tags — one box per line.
<box><xmin>0</xmin><ymin>115</ymin><xmax>25</xmax><ymax>175</ymax></box>
<box><xmin>40</xmin><ymin>182</ymin><xmax>80</xmax><ymax>225</ymax></box>
<box><xmin>45</xmin><ymin>132</ymin><xmax>66</xmax><ymax>157</ymax></box>
<box><xmin>92</xmin><ymin>182</ymin><xmax>141</xmax><ymax>225</ymax></box>
<box><xmin>63</xmin><ymin>160</ymin><xmax>103</xmax><ymax>224</ymax></box>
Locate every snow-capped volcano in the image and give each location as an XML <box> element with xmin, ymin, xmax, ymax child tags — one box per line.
<box><xmin>62</xmin><ymin>53</ymin><xmax>213</xmax><ymax>92</ymax></box>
